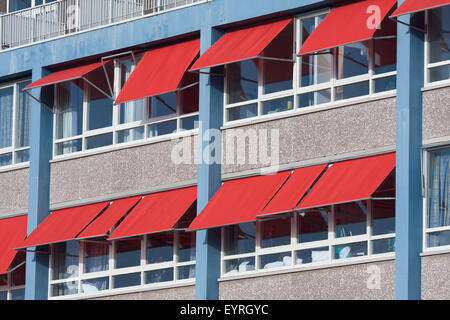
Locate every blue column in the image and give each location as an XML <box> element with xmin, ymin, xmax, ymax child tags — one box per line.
<box><xmin>195</xmin><ymin>26</ymin><xmax>224</xmax><ymax>300</ymax></box>
<box><xmin>395</xmin><ymin>6</ymin><xmax>424</xmax><ymax>300</ymax></box>
<box><xmin>25</xmin><ymin>67</ymin><xmax>53</xmax><ymax>300</ymax></box>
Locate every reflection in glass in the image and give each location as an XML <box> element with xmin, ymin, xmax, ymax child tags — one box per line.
<box><xmin>115</xmin><ymin>239</ymin><xmax>141</xmax><ymax>269</ymax></box>
<box><xmin>148</xmin><ymin>120</ymin><xmax>177</xmax><ymax>138</ymax></box>
<box><xmin>374</xmin><ymin>76</ymin><xmax>396</xmax><ymax>93</ymax></box>
<box><xmin>0</xmin><ymin>152</ymin><xmax>12</xmax><ymax>167</ymax></box>
<box><xmin>15</xmin><ymin>149</ymin><xmax>30</xmax><ymax>164</ymax></box>
<box><xmin>334</xmin><ymin>242</ymin><xmax>367</xmax><ymax>259</ymax></box>
<box><xmin>113</xmin><ymin>273</ymin><xmax>141</xmax><ymax>289</ymax></box>
<box><xmin>117</xmin><ymin>127</ymin><xmax>145</xmax><ymax>144</ymax></box>
<box><xmin>296</xmin><ymin>246</ymin><xmax>330</xmax><ymax>264</ymax></box>
<box><xmin>429</xmin><ymin>6</ymin><xmax>450</xmax><ymax>64</ymax></box>
<box><xmin>374</xmin><ymin>38</ymin><xmax>397</xmax><ymax>74</ymax></box>
<box><xmin>227</xmin><ymin>104</ymin><xmax>258</xmax><ymax>122</ymax></box>
<box><xmin>51</xmin><ymin>282</ymin><xmax>78</xmax><ymax>297</ymax></box>
<box><xmin>429</xmin><ymin>65</ymin><xmax>450</xmax><ymax>83</ymax></box>
<box><xmin>372</xmin><ymin>200</ymin><xmax>395</xmax><ymax>236</ymax></box>
<box><xmin>16</xmin><ymin>82</ymin><xmax>31</xmax><ymax>149</ymax></box>
<box><xmin>0</xmin><ymin>86</ymin><xmax>14</xmax><ymax>149</ymax></box>
<box><xmin>178</xmin><ymin>231</ymin><xmax>196</xmax><ymax>263</ymax></box>
<box><xmin>336</xmin><ymin>42</ymin><xmax>369</xmax><ymax>79</ymax></box>
<box><xmin>145</xmin><ymin>268</ymin><xmax>174</xmax><ymax>284</ymax></box>
<box><xmin>298</xmin><ymin>209</ymin><xmax>329</xmax><ymax>243</ymax></box>
<box><xmin>335</xmin><ymin>81</ymin><xmax>369</xmax><ymax>101</ymax></box>
<box><xmin>178</xmin><ymin>265</ymin><xmax>196</xmax><ymax>280</ymax></box>
<box><xmin>149</xmin><ymin>92</ymin><xmax>177</xmax><ymax>118</ymax></box>
<box><xmin>223</xmin><ymin>223</ymin><xmax>256</xmax><ymax>256</ymax></box>
<box><xmin>262</xmin><ymin>96</ymin><xmax>294</xmax><ymax>115</ymax></box>
<box><xmin>84</xmin><ymin>242</ymin><xmax>109</xmax><ymax>273</ymax></box>
<box><xmin>52</xmin><ymin>241</ymin><xmax>79</xmax><ymax>281</ymax></box>
<box><xmin>428</xmin><ymin>230</ymin><xmax>450</xmax><ymax>248</ymax></box>
<box><xmin>81</xmin><ymin>277</ymin><xmax>109</xmax><ymax>294</ymax></box>
<box><xmin>261</xmin><ymin>216</ymin><xmax>291</xmax><ymax>248</ymax></box>
<box><xmin>335</xmin><ymin>202</ymin><xmax>367</xmax><ymax>238</ymax></box>
<box><xmin>227</xmin><ymin>60</ymin><xmax>259</xmax><ymax>104</ymax></box>
<box><xmin>263</xmin><ymin>60</ymin><xmax>293</xmax><ymax>94</ymax></box>
<box><xmin>55</xmin><ymin>139</ymin><xmax>82</xmax><ymax>156</ymax></box>
<box><xmin>372</xmin><ymin>238</ymin><xmax>395</xmax><ymax>254</ymax></box>
<box><xmin>299</xmin><ymin>89</ymin><xmax>331</xmax><ymax>108</ymax></box>
<box><xmin>88</xmin><ymin>87</ymin><xmax>113</xmax><ymax>130</ymax></box>
<box><xmin>147</xmin><ymin>232</ymin><xmax>174</xmax><ymax>264</ymax></box>
<box><xmin>0</xmin><ymin>291</ymin><xmax>6</xmax><ymax>300</ymax></box>
<box><xmin>260</xmin><ymin>252</ymin><xmax>291</xmax><ymax>269</ymax></box>
<box><xmin>224</xmin><ymin>257</ymin><xmax>255</xmax><ymax>275</ymax></box>
<box><xmin>180</xmin><ymin>115</ymin><xmax>199</xmax><ymax>131</ymax></box>
<box><xmin>86</xmin><ymin>133</ymin><xmax>113</xmax><ymax>150</ymax></box>
<box><xmin>56</xmin><ymin>81</ymin><xmax>83</xmax><ymax>139</ymax></box>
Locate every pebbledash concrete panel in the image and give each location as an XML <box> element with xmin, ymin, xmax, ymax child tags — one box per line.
<box><xmin>222</xmin><ymin>97</ymin><xmax>397</xmax><ymax>175</ymax></box>
<box><xmin>0</xmin><ymin>168</ymin><xmax>29</xmax><ymax>216</ymax></box>
<box><xmin>49</xmin><ymin>136</ymin><xmax>198</xmax><ymax>205</ymax></box>
<box><xmin>421</xmin><ymin>253</ymin><xmax>450</xmax><ymax>300</ymax></box>
<box><xmin>219</xmin><ymin>260</ymin><xmax>396</xmax><ymax>300</ymax></box>
<box><xmin>423</xmin><ymin>86</ymin><xmax>450</xmax><ymax>141</ymax></box>
<box><xmin>89</xmin><ymin>285</ymin><xmax>196</xmax><ymax>301</ymax></box>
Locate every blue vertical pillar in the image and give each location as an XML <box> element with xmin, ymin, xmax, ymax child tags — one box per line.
<box><xmin>195</xmin><ymin>26</ymin><xmax>224</xmax><ymax>300</ymax></box>
<box><xmin>25</xmin><ymin>67</ymin><xmax>53</xmax><ymax>300</ymax></box>
<box><xmin>395</xmin><ymin>6</ymin><xmax>424</xmax><ymax>300</ymax></box>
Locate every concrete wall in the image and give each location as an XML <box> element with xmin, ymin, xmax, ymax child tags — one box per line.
<box><xmin>0</xmin><ymin>168</ymin><xmax>29</xmax><ymax>217</ymax></box>
<box><xmin>50</xmin><ymin>136</ymin><xmax>198</xmax><ymax>206</ymax></box>
<box><xmin>423</xmin><ymin>86</ymin><xmax>450</xmax><ymax>142</ymax></box>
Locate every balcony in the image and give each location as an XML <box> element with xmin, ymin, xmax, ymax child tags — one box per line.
<box><xmin>0</xmin><ymin>0</ymin><xmax>206</xmax><ymax>51</ymax></box>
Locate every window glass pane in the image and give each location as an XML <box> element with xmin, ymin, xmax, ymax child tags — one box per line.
<box><xmin>52</xmin><ymin>241</ymin><xmax>79</xmax><ymax>281</ymax></box>
<box><xmin>227</xmin><ymin>103</ymin><xmax>257</xmax><ymax>122</ymax></box>
<box><xmin>117</xmin><ymin>127</ymin><xmax>145</xmax><ymax>144</ymax></box>
<box><xmin>428</xmin><ymin>148</ymin><xmax>450</xmax><ymax>229</ymax></box>
<box><xmin>374</xmin><ymin>38</ymin><xmax>397</xmax><ymax>74</ymax></box>
<box><xmin>372</xmin><ymin>238</ymin><xmax>396</xmax><ymax>254</ymax></box>
<box><xmin>335</xmin><ymin>81</ymin><xmax>369</xmax><ymax>101</ymax></box>
<box><xmin>374</xmin><ymin>75</ymin><xmax>396</xmax><ymax>93</ymax></box>
<box><xmin>262</xmin><ymin>20</ymin><xmax>293</xmax><ymax>60</ymax></box>
<box><xmin>15</xmin><ymin>149</ymin><xmax>29</xmax><ymax>164</ymax></box>
<box><xmin>224</xmin><ymin>257</ymin><xmax>255</xmax><ymax>275</ymax></box>
<box><xmin>86</xmin><ymin>133</ymin><xmax>113</xmax><ymax>150</ymax></box>
<box><xmin>11</xmin><ymin>263</ymin><xmax>25</xmax><ymax>287</ymax></box>
<box><xmin>147</xmin><ymin>232</ymin><xmax>174</xmax><ymax>264</ymax></box>
<box><xmin>298</xmin><ymin>208</ymin><xmax>329</xmax><ymax>243</ymax></box>
<box><xmin>335</xmin><ymin>202</ymin><xmax>367</xmax><ymax>238</ymax></box>
<box><xmin>10</xmin><ymin>288</ymin><xmax>25</xmax><ymax>300</ymax></box>
<box><xmin>261</xmin><ymin>215</ymin><xmax>291</xmax><ymax>248</ymax></box>
<box><xmin>263</xmin><ymin>60</ymin><xmax>293</xmax><ymax>94</ymax></box>
<box><xmin>429</xmin><ymin>65</ymin><xmax>450</xmax><ymax>83</ymax></box>
<box><xmin>9</xmin><ymin>0</ymin><xmax>31</xmax><ymax>12</ymax></box>
<box><xmin>0</xmin><ymin>291</ymin><xmax>6</xmax><ymax>300</ymax></box>
<box><xmin>261</xmin><ymin>96</ymin><xmax>294</xmax><ymax>115</ymax></box>
<box><xmin>180</xmin><ymin>115</ymin><xmax>199</xmax><ymax>131</ymax></box>
<box><xmin>148</xmin><ymin>120</ymin><xmax>177</xmax><ymax>138</ymax></box>
<box><xmin>223</xmin><ymin>222</ymin><xmax>256</xmax><ymax>256</ymax></box>
<box><xmin>0</xmin><ymin>152</ymin><xmax>12</xmax><ymax>167</ymax></box>
<box><xmin>113</xmin><ymin>273</ymin><xmax>141</xmax><ymax>289</ymax></box>
<box><xmin>16</xmin><ymin>82</ymin><xmax>31</xmax><ymax>148</ymax></box>
<box><xmin>178</xmin><ymin>231</ymin><xmax>196</xmax><ymax>263</ymax></box>
<box><xmin>296</xmin><ymin>246</ymin><xmax>330</xmax><ymax>264</ymax></box>
<box><xmin>0</xmin><ymin>274</ymin><xmax>7</xmax><ymax>286</ymax></box>
<box><xmin>149</xmin><ymin>92</ymin><xmax>177</xmax><ymax>118</ymax></box>
<box><xmin>260</xmin><ymin>252</ymin><xmax>291</xmax><ymax>269</ymax></box>
<box><xmin>334</xmin><ymin>241</ymin><xmax>367</xmax><ymax>260</ymax></box>
<box><xmin>428</xmin><ymin>230</ymin><xmax>450</xmax><ymax>248</ymax></box>
<box><xmin>180</xmin><ymin>83</ymin><xmax>199</xmax><ymax>115</ymax></box>
<box><xmin>56</xmin><ymin>81</ymin><xmax>83</xmax><ymax>139</ymax></box>
<box><xmin>115</xmin><ymin>239</ymin><xmax>141</xmax><ymax>269</ymax></box>
<box><xmin>429</xmin><ymin>6</ymin><xmax>450</xmax><ymax>64</ymax></box>
<box><xmin>227</xmin><ymin>59</ymin><xmax>259</xmax><ymax>104</ymax></box>
<box><xmin>336</xmin><ymin>42</ymin><xmax>369</xmax><ymax>79</ymax></box>
<box><xmin>55</xmin><ymin>139</ymin><xmax>82</xmax><ymax>156</ymax></box>
<box><xmin>298</xmin><ymin>89</ymin><xmax>331</xmax><ymax>108</ymax></box>
<box><xmin>84</xmin><ymin>242</ymin><xmax>109</xmax><ymax>273</ymax></box>
<box><xmin>0</xmin><ymin>0</ymin><xmax>6</xmax><ymax>13</ymax></box>
<box><xmin>145</xmin><ymin>268</ymin><xmax>174</xmax><ymax>284</ymax></box>
<box><xmin>51</xmin><ymin>282</ymin><xmax>78</xmax><ymax>297</ymax></box>
<box><xmin>81</xmin><ymin>277</ymin><xmax>109</xmax><ymax>294</ymax></box>
<box><xmin>119</xmin><ymin>99</ymin><xmax>146</xmax><ymax>124</ymax></box>
<box><xmin>0</xmin><ymin>86</ymin><xmax>13</xmax><ymax>149</ymax></box>
<box><xmin>178</xmin><ymin>265</ymin><xmax>195</xmax><ymax>280</ymax></box>
<box><xmin>88</xmin><ymin>87</ymin><xmax>113</xmax><ymax>130</ymax></box>
<box><xmin>372</xmin><ymin>200</ymin><xmax>395</xmax><ymax>236</ymax></box>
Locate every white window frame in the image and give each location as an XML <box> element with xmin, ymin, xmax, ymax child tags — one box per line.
<box><xmin>424</xmin><ymin>8</ymin><xmax>450</xmax><ymax>87</ymax></box>
<box><xmin>221</xmin><ymin>199</ymin><xmax>396</xmax><ymax>278</ymax></box>
<box><xmin>47</xmin><ymin>231</ymin><xmax>196</xmax><ymax>299</ymax></box>
<box><xmin>0</xmin><ymin>263</ymin><xmax>26</xmax><ymax>300</ymax></box>
<box><xmin>0</xmin><ymin>79</ymin><xmax>31</xmax><ymax>169</ymax></box>
<box><xmin>423</xmin><ymin>145</ymin><xmax>450</xmax><ymax>253</ymax></box>
<box><xmin>52</xmin><ymin>56</ymin><xmax>199</xmax><ymax>159</ymax></box>
<box><xmin>223</xmin><ymin>10</ymin><xmax>397</xmax><ymax>124</ymax></box>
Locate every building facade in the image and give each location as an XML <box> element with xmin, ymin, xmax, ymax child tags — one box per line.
<box><xmin>0</xmin><ymin>0</ymin><xmax>448</xmax><ymax>300</ymax></box>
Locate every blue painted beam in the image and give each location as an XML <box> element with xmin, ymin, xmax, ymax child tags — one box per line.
<box><xmin>195</xmin><ymin>25</ymin><xmax>224</xmax><ymax>301</ymax></box>
<box><xmin>395</xmin><ymin>5</ymin><xmax>424</xmax><ymax>300</ymax></box>
<box><xmin>25</xmin><ymin>67</ymin><xmax>53</xmax><ymax>300</ymax></box>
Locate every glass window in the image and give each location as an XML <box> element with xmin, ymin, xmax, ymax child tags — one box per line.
<box><xmin>52</xmin><ymin>241</ymin><xmax>79</xmax><ymax>281</ymax></box>
<box><xmin>16</xmin><ymin>82</ymin><xmax>31</xmax><ymax>151</ymax></box>
<box><xmin>260</xmin><ymin>252</ymin><xmax>291</xmax><ymax>269</ymax></box>
<box><xmin>334</xmin><ymin>241</ymin><xmax>367</xmax><ymax>259</ymax></box>
<box><xmin>147</xmin><ymin>232</ymin><xmax>174</xmax><ymax>264</ymax></box>
<box><xmin>335</xmin><ymin>202</ymin><xmax>367</xmax><ymax>238</ymax></box>
<box><xmin>0</xmin><ymin>291</ymin><xmax>7</xmax><ymax>300</ymax></box>
<box><xmin>372</xmin><ymin>200</ymin><xmax>395</xmax><ymax>236</ymax></box>
<box><xmin>296</xmin><ymin>246</ymin><xmax>330</xmax><ymax>265</ymax></box>
<box><xmin>88</xmin><ymin>87</ymin><xmax>113</xmax><ymax>131</ymax></box>
<box><xmin>261</xmin><ymin>215</ymin><xmax>291</xmax><ymax>248</ymax></box>
<box><xmin>113</xmin><ymin>272</ymin><xmax>141</xmax><ymax>289</ymax></box>
<box><xmin>145</xmin><ymin>268</ymin><xmax>174</xmax><ymax>284</ymax></box>
<box><xmin>10</xmin><ymin>288</ymin><xmax>25</xmax><ymax>300</ymax></box>
<box><xmin>81</xmin><ymin>277</ymin><xmax>109</xmax><ymax>294</ymax></box>
<box><xmin>115</xmin><ymin>239</ymin><xmax>141</xmax><ymax>269</ymax></box>
<box><xmin>227</xmin><ymin>59</ymin><xmax>259</xmax><ymax>104</ymax></box>
<box><xmin>262</xmin><ymin>96</ymin><xmax>294</xmax><ymax>115</ymax></box>
<box><xmin>56</xmin><ymin>81</ymin><xmax>84</xmax><ymax>140</ymax></box>
<box><xmin>227</xmin><ymin>103</ymin><xmax>258</xmax><ymax>122</ymax></box>
<box><xmin>336</xmin><ymin>42</ymin><xmax>369</xmax><ymax>80</ymax></box>
<box><xmin>428</xmin><ymin>6</ymin><xmax>450</xmax><ymax>64</ymax></box>
<box><xmin>0</xmin><ymin>86</ymin><xmax>14</xmax><ymax>150</ymax></box>
<box><xmin>298</xmin><ymin>208</ymin><xmax>329</xmax><ymax>243</ymax></box>
<box><xmin>84</xmin><ymin>242</ymin><xmax>109</xmax><ymax>273</ymax></box>
<box><xmin>223</xmin><ymin>222</ymin><xmax>256</xmax><ymax>256</ymax></box>
<box><xmin>178</xmin><ymin>265</ymin><xmax>195</xmax><ymax>280</ymax></box>
<box><xmin>224</xmin><ymin>257</ymin><xmax>255</xmax><ymax>275</ymax></box>
<box><xmin>178</xmin><ymin>231</ymin><xmax>196</xmax><ymax>263</ymax></box>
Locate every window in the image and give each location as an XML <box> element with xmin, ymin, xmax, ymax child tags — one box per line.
<box><xmin>426</xmin><ymin>6</ymin><xmax>450</xmax><ymax>85</ymax></box>
<box><xmin>425</xmin><ymin>147</ymin><xmax>450</xmax><ymax>249</ymax></box>
<box><xmin>54</xmin><ymin>55</ymin><xmax>199</xmax><ymax>157</ymax></box>
<box><xmin>0</xmin><ymin>263</ymin><xmax>25</xmax><ymax>300</ymax></box>
<box><xmin>224</xmin><ymin>12</ymin><xmax>397</xmax><ymax>123</ymax></box>
<box><xmin>221</xmin><ymin>174</ymin><xmax>396</xmax><ymax>276</ymax></box>
<box><xmin>48</xmin><ymin>230</ymin><xmax>196</xmax><ymax>298</ymax></box>
<box><xmin>0</xmin><ymin>80</ymin><xmax>31</xmax><ymax>168</ymax></box>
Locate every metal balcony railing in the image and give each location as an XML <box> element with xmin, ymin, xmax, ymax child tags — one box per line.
<box><xmin>0</xmin><ymin>0</ymin><xmax>206</xmax><ymax>50</ymax></box>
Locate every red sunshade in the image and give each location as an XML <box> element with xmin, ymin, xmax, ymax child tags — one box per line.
<box><xmin>24</xmin><ymin>61</ymin><xmax>103</xmax><ymax>90</ymax></box>
<box><xmin>17</xmin><ymin>202</ymin><xmax>109</xmax><ymax>249</ymax></box>
<box><xmin>298</xmin><ymin>0</ymin><xmax>397</xmax><ymax>55</ymax></box>
<box><xmin>297</xmin><ymin>153</ymin><xmax>396</xmax><ymax>210</ymax></box>
<box><xmin>188</xmin><ymin>171</ymin><xmax>291</xmax><ymax>231</ymax></box>
<box><xmin>0</xmin><ymin>215</ymin><xmax>27</xmax><ymax>274</ymax></box>
<box><xmin>260</xmin><ymin>164</ymin><xmax>328</xmax><ymax>217</ymax></box>
<box><xmin>77</xmin><ymin>196</ymin><xmax>142</xmax><ymax>240</ymax></box>
<box><xmin>109</xmin><ymin>186</ymin><xmax>197</xmax><ymax>240</ymax></box>
<box><xmin>391</xmin><ymin>0</ymin><xmax>449</xmax><ymax>17</ymax></box>
<box><xmin>190</xmin><ymin>17</ymin><xmax>293</xmax><ymax>71</ymax></box>
<box><xmin>115</xmin><ymin>38</ymin><xmax>200</xmax><ymax>104</ymax></box>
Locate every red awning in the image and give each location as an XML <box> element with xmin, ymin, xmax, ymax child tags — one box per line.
<box><xmin>0</xmin><ymin>215</ymin><xmax>27</xmax><ymax>274</ymax></box>
<box><xmin>77</xmin><ymin>196</ymin><xmax>142</xmax><ymax>240</ymax></box>
<box><xmin>188</xmin><ymin>171</ymin><xmax>291</xmax><ymax>231</ymax></box>
<box><xmin>115</xmin><ymin>38</ymin><xmax>200</xmax><ymax>105</ymax></box>
<box><xmin>17</xmin><ymin>202</ymin><xmax>109</xmax><ymax>249</ymax></box>
<box><xmin>24</xmin><ymin>61</ymin><xmax>103</xmax><ymax>90</ymax></box>
<box><xmin>259</xmin><ymin>164</ymin><xmax>328</xmax><ymax>217</ymax></box>
<box><xmin>298</xmin><ymin>0</ymin><xmax>397</xmax><ymax>55</ymax></box>
<box><xmin>297</xmin><ymin>153</ymin><xmax>396</xmax><ymax>210</ymax></box>
<box><xmin>190</xmin><ymin>17</ymin><xmax>293</xmax><ymax>71</ymax></box>
<box><xmin>391</xmin><ymin>0</ymin><xmax>449</xmax><ymax>17</ymax></box>
<box><xmin>108</xmin><ymin>186</ymin><xmax>197</xmax><ymax>240</ymax></box>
